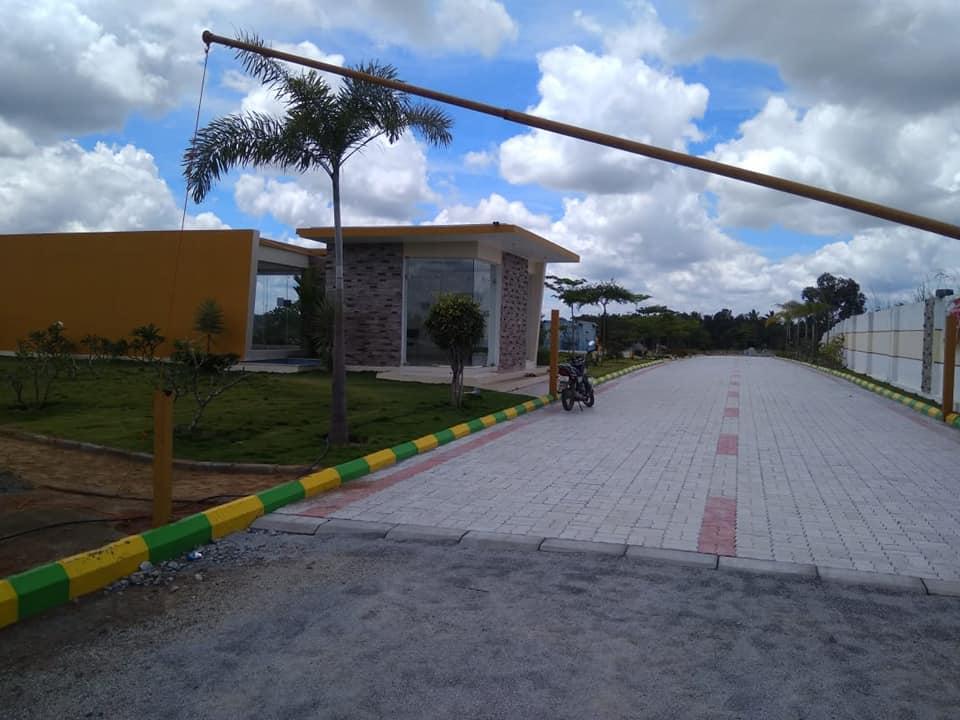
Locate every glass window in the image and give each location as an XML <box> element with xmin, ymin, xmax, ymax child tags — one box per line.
<box><xmin>253</xmin><ymin>270</ymin><xmax>301</xmax><ymax>346</ymax></box>
<box><xmin>404</xmin><ymin>258</ymin><xmax>499</xmax><ymax>366</ymax></box>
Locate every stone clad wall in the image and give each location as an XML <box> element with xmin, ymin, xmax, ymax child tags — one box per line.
<box><xmin>498</xmin><ymin>252</ymin><xmax>529</xmax><ymax>370</ymax></box>
<box><xmin>326</xmin><ymin>243</ymin><xmax>403</xmax><ymax>366</ymax></box>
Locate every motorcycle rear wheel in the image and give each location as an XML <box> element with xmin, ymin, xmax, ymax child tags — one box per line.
<box><xmin>561</xmin><ymin>388</ymin><xmax>575</xmax><ymax>411</ymax></box>
<box><xmin>583</xmin><ymin>388</ymin><xmax>595</xmax><ymax>407</ymax></box>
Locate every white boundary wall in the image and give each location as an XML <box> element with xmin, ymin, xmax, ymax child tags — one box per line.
<box><xmin>824</xmin><ymin>297</ymin><xmax>959</xmax><ymax>412</ymax></box>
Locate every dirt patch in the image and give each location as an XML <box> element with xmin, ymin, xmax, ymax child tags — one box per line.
<box><xmin>0</xmin><ymin>469</ymin><xmax>31</xmax><ymax>494</ymax></box>
<box><xmin>0</xmin><ymin>436</ymin><xmax>301</xmax><ymax>576</ymax></box>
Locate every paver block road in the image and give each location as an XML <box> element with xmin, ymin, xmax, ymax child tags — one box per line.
<box><xmin>283</xmin><ymin>357</ymin><xmax>960</xmax><ymax>581</ymax></box>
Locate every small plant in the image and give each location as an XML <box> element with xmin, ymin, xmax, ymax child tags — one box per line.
<box><xmin>105</xmin><ymin>337</ymin><xmax>130</xmax><ymax>360</ymax></box>
<box><xmin>817</xmin><ymin>335</ymin><xmax>846</xmax><ymax>369</ymax></box>
<box><xmin>167</xmin><ymin>339</ymin><xmax>246</xmax><ymax>434</ymax></box>
<box><xmin>130</xmin><ymin>323</ymin><xmax>164</xmax><ymax>363</ymax></box>
<box><xmin>7</xmin><ymin>321</ymin><xmax>76</xmax><ymax>409</ymax></box>
<box><xmin>423</xmin><ymin>293</ymin><xmax>486</xmax><ymax>408</ymax></box>
<box><xmin>80</xmin><ymin>334</ymin><xmax>110</xmax><ymax>374</ymax></box>
<box><xmin>193</xmin><ymin>298</ymin><xmax>225</xmax><ymax>353</ymax></box>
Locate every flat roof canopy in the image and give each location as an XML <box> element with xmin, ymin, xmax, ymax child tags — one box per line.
<box><xmin>296</xmin><ymin>223</ymin><xmax>579</xmax><ymax>264</ymax></box>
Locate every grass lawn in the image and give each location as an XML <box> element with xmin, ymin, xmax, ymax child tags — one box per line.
<box><xmin>0</xmin><ymin>358</ymin><xmax>529</xmax><ymax>466</ymax></box>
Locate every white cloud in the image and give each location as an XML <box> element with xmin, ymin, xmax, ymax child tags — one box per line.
<box><xmin>0</xmin><ymin>0</ymin><xmax>517</xmax><ymax>141</ymax></box>
<box><xmin>432</xmin><ymin>185</ymin><xmax>960</xmax><ymax>316</ymax></box>
<box><xmin>427</xmin><ymin>193</ymin><xmax>554</xmax><ymax>235</ymax></box>
<box><xmin>435</xmin><ymin>0</ymin><xmax>519</xmax><ymax>57</ymax></box>
<box><xmin>498</xmin><ymin>45</ymin><xmax>708</xmax><ymax>193</ymax></box>
<box><xmin>706</xmin><ymin>97</ymin><xmax>960</xmax><ymax>236</ymax></box>
<box><xmin>678</xmin><ymin>0</ymin><xmax>960</xmax><ymax>113</ymax></box>
<box><xmin>0</xmin><ymin>0</ymin><xmax>209</xmax><ymax>139</ymax></box>
<box><xmin>0</xmin><ymin>140</ymin><xmax>226</xmax><ymax>233</ymax></box>
<box><xmin>233</xmin><ymin>133</ymin><xmax>438</xmax><ymax>228</ymax></box>
<box><xmin>250</xmin><ymin>0</ymin><xmax>518</xmax><ymax>57</ymax></box>
<box><xmin>0</xmin><ymin>118</ymin><xmax>35</xmax><ymax>158</ymax></box>
<box><xmin>463</xmin><ymin>150</ymin><xmax>496</xmax><ymax>170</ymax></box>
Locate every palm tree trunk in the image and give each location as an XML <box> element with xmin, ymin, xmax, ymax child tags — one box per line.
<box><xmin>329</xmin><ymin>166</ymin><xmax>349</xmax><ymax>445</ymax></box>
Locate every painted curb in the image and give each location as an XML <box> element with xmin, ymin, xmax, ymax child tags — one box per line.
<box><xmin>786</xmin><ymin>358</ymin><xmax>960</xmax><ymax>429</ymax></box>
<box><xmin>0</xmin><ymin>360</ymin><xmax>665</xmax><ymax>630</ymax></box>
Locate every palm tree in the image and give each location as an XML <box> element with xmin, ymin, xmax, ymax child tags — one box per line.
<box><xmin>767</xmin><ymin>300</ymin><xmax>830</xmax><ymax>358</ymax></box>
<box><xmin>183</xmin><ymin>33</ymin><xmax>453</xmax><ymax>444</ymax></box>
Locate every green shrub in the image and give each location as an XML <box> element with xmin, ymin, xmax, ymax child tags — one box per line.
<box><xmin>130</xmin><ymin>323</ymin><xmax>164</xmax><ymax>363</ymax></box>
<box><xmin>424</xmin><ymin>293</ymin><xmax>485</xmax><ymax>408</ymax></box>
<box><xmin>7</xmin><ymin>321</ymin><xmax>76</xmax><ymax>409</ymax></box>
<box><xmin>817</xmin><ymin>335</ymin><xmax>846</xmax><ymax>369</ymax></box>
<box><xmin>194</xmin><ymin>298</ymin><xmax>225</xmax><ymax>353</ymax></box>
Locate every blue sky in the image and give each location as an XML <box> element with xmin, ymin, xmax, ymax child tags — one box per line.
<box><xmin>2</xmin><ymin>0</ymin><xmax>958</xmax><ymax>314</ymax></box>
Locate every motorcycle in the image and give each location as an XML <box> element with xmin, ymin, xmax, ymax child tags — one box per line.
<box><xmin>557</xmin><ymin>340</ymin><xmax>596</xmax><ymax>411</ymax></box>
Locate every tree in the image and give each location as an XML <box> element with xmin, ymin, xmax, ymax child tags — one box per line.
<box><xmin>544</xmin><ymin>275</ymin><xmax>587</xmax><ymax>322</ymax></box>
<box><xmin>767</xmin><ymin>300</ymin><xmax>830</xmax><ymax>358</ymax></box>
<box><xmin>183</xmin><ymin>32</ymin><xmax>453</xmax><ymax>445</ymax></box>
<box><xmin>565</xmin><ymin>280</ymin><xmax>649</xmax><ymax>351</ymax></box>
<box><xmin>802</xmin><ymin>273</ymin><xmax>865</xmax><ymax>327</ymax></box>
<box><xmin>8</xmin><ymin>321</ymin><xmax>75</xmax><ymax>410</ymax></box>
<box><xmin>168</xmin><ymin>340</ymin><xmax>246</xmax><ymax>435</ymax></box>
<box><xmin>423</xmin><ymin>293</ymin><xmax>486</xmax><ymax>408</ymax></box>
<box><xmin>544</xmin><ymin>275</ymin><xmax>587</xmax><ymax>349</ymax></box>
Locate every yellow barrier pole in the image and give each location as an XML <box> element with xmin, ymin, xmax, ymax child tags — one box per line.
<box><xmin>943</xmin><ymin>312</ymin><xmax>957</xmax><ymax>419</ymax></box>
<box><xmin>549</xmin><ymin>310</ymin><xmax>559</xmax><ymax>397</ymax></box>
<box><xmin>152</xmin><ymin>389</ymin><xmax>174</xmax><ymax>527</ymax></box>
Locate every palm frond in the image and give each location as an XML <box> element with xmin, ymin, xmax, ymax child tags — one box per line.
<box><xmin>183</xmin><ymin>112</ymin><xmax>288</xmax><ymax>203</ymax></box>
<box><xmin>233</xmin><ymin>31</ymin><xmax>291</xmax><ymax>92</ymax></box>
<box><xmin>403</xmin><ymin>101</ymin><xmax>454</xmax><ymax>147</ymax></box>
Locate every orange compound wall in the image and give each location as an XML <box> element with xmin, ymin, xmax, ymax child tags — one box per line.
<box><xmin>0</xmin><ymin>230</ymin><xmax>257</xmax><ymax>358</ymax></box>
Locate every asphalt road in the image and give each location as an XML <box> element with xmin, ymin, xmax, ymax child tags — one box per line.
<box><xmin>2</xmin><ymin>532</ymin><xmax>960</xmax><ymax>719</ymax></box>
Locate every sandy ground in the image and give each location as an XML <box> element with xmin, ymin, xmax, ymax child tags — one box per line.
<box><xmin>2</xmin><ymin>531</ymin><xmax>959</xmax><ymax>719</ymax></box>
<box><xmin>0</xmin><ymin>436</ymin><xmax>300</xmax><ymax>575</ymax></box>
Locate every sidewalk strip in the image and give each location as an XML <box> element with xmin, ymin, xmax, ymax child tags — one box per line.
<box><xmin>698</xmin><ymin>497</ymin><xmax>737</xmax><ymax>556</ymax></box>
<box><xmin>717</xmin><ymin>434</ymin><xmax>738</xmax><ymax>456</ymax></box>
<box><xmin>0</xmin><ymin>360</ymin><xmax>667</xmax><ymax>629</ymax></box>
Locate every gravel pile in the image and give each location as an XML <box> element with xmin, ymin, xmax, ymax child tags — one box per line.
<box><xmin>103</xmin><ymin>529</ymin><xmax>280</xmax><ymax>594</ymax></box>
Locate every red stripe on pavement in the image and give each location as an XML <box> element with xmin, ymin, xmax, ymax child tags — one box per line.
<box><xmin>698</xmin><ymin>496</ymin><xmax>737</xmax><ymax>556</ymax></box>
<box><xmin>297</xmin><ymin>418</ymin><xmax>535</xmax><ymax>517</ymax></box>
<box><xmin>727</xmin><ymin>390</ymin><xmax>739</xmax><ymax>399</ymax></box>
<box><xmin>717</xmin><ymin>434</ymin><xmax>738</xmax><ymax>455</ymax></box>
<box><xmin>723</xmin><ymin>407</ymin><xmax>739</xmax><ymax>418</ymax></box>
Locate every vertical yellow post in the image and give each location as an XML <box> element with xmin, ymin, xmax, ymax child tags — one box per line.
<box><xmin>549</xmin><ymin>309</ymin><xmax>559</xmax><ymax>397</ymax></box>
<box><xmin>943</xmin><ymin>312</ymin><xmax>957</xmax><ymax>419</ymax></box>
<box><xmin>152</xmin><ymin>389</ymin><xmax>174</xmax><ymax>527</ymax></box>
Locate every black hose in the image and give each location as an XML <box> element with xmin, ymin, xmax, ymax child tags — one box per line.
<box><xmin>0</xmin><ymin>515</ymin><xmax>151</xmax><ymax>544</ymax></box>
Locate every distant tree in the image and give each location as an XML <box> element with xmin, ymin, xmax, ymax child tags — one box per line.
<box><xmin>544</xmin><ymin>275</ymin><xmax>587</xmax><ymax>322</ymax></box>
<box><xmin>767</xmin><ymin>300</ymin><xmax>830</xmax><ymax>357</ymax></box>
<box><xmin>423</xmin><ymin>293</ymin><xmax>486</xmax><ymax>408</ymax></box>
<box><xmin>802</xmin><ymin>273</ymin><xmax>865</xmax><ymax>327</ymax></box>
<box><xmin>567</xmin><ymin>280</ymin><xmax>649</xmax><ymax>350</ymax></box>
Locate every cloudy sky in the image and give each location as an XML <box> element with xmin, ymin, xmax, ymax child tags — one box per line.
<box><xmin>2</xmin><ymin>0</ymin><xmax>959</xmax><ymax>314</ymax></box>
